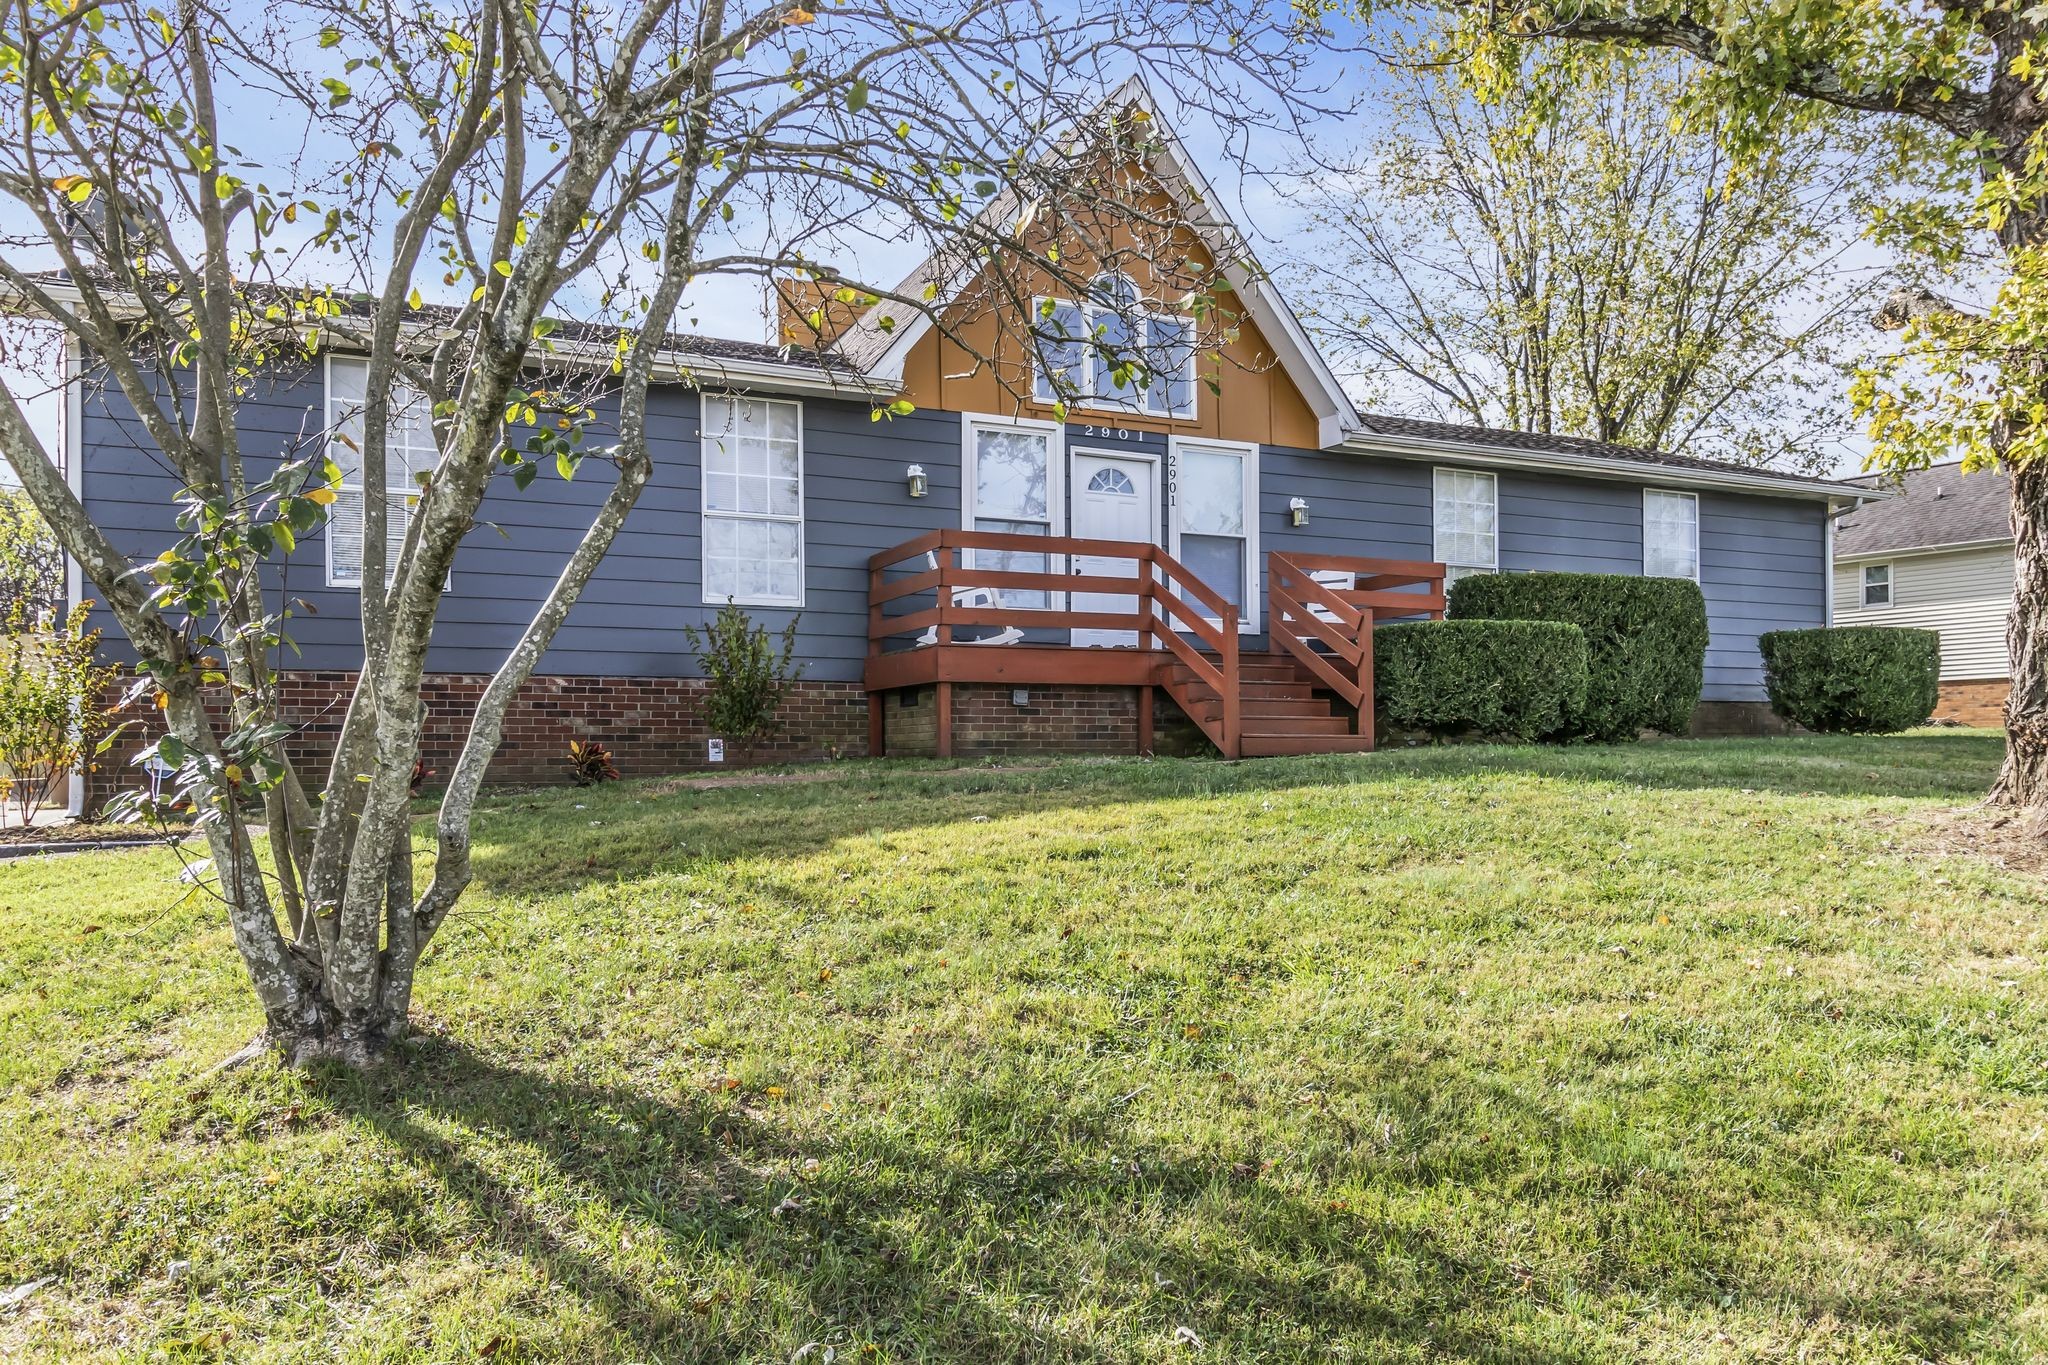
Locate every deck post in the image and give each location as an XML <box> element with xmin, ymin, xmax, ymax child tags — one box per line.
<box><xmin>1136</xmin><ymin>683</ymin><xmax>1153</xmax><ymax>755</ymax></box>
<box><xmin>935</xmin><ymin>680</ymin><xmax>953</xmax><ymax>758</ymax></box>
<box><xmin>1357</xmin><ymin>609</ymin><xmax>1374</xmax><ymax>751</ymax></box>
<box><xmin>1220</xmin><ymin>605</ymin><xmax>1241</xmax><ymax>759</ymax></box>
<box><xmin>868</xmin><ymin>692</ymin><xmax>886</xmax><ymax>757</ymax></box>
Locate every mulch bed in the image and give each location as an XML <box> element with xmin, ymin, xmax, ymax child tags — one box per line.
<box><xmin>0</xmin><ymin>821</ymin><xmax>190</xmax><ymax>849</ymax></box>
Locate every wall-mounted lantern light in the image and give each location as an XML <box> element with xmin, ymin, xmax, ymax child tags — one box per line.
<box><xmin>906</xmin><ymin>463</ymin><xmax>929</xmax><ymax>498</ymax></box>
<box><xmin>1289</xmin><ymin>496</ymin><xmax>1310</xmax><ymax>527</ymax></box>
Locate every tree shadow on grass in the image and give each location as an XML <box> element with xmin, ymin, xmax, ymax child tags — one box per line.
<box><xmin>460</xmin><ymin>731</ymin><xmax>2007</xmax><ymax>901</ymax></box>
<box><xmin>312</xmin><ymin>1033</ymin><xmax>2011</xmax><ymax>1363</ymax></box>
<box><xmin>315</xmin><ymin>1035</ymin><xmax>1605</xmax><ymax>1363</ymax></box>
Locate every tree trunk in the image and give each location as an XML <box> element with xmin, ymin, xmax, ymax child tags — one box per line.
<box><xmin>1993</xmin><ymin>459</ymin><xmax>2048</xmax><ymax>812</ymax></box>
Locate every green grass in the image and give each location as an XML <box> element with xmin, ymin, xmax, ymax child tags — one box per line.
<box><xmin>3</xmin><ymin>731</ymin><xmax>2044</xmax><ymax>1362</ymax></box>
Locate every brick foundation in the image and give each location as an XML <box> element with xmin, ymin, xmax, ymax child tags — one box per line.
<box><xmin>879</xmin><ymin>682</ymin><xmax>1210</xmax><ymax>758</ymax></box>
<box><xmin>88</xmin><ymin>671</ymin><xmax>872</xmax><ymax>811</ymax></box>
<box><xmin>1936</xmin><ymin>678</ymin><xmax>2009</xmax><ymax>728</ymax></box>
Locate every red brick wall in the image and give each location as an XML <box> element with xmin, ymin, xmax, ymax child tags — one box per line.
<box><xmin>1936</xmin><ymin>678</ymin><xmax>2009</xmax><ymax>728</ymax></box>
<box><xmin>880</xmin><ymin>683</ymin><xmax>1139</xmax><ymax>758</ymax></box>
<box><xmin>89</xmin><ymin>671</ymin><xmax>871</xmax><ymax>810</ymax></box>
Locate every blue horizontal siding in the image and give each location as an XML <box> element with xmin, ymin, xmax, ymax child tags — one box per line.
<box><xmin>79</xmin><ymin>371</ymin><xmax>1826</xmax><ymax>703</ymax></box>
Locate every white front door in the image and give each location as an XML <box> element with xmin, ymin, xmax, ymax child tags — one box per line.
<box><xmin>1068</xmin><ymin>450</ymin><xmax>1158</xmax><ymax>648</ymax></box>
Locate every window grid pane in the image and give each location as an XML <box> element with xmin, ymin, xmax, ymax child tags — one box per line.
<box><xmin>1644</xmin><ymin>492</ymin><xmax>1699</xmax><ymax>580</ymax></box>
<box><xmin>1030</xmin><ymin>292</ymin><xmax>1197</xmax><ymax>419</ymax></box>
<box><xmin>702</xmin><ymin>395</ymin><xmax>803</xmax><ymax>606</ymax></box>
<box><xmin>328</xmin><ymin>357</ymin><xmax>437</xmax><ymax>587</ymax></box>
<box><xmin>1433</xmin><ymin>470</ymin><xmax>1497</xmax><ymax>571</ymax></box>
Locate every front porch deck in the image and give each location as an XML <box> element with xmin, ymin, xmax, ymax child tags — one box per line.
<box><xmin>864</xmin><ymin>529</ymin><xmax>1446</xmax><ymax>759</ymax></box>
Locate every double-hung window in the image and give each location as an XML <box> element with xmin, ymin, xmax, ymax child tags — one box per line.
<box><xmin>963</xmin><ymin>415</ymin><xmax>1059</xmax><ymax>609</ymax></box>
<box><xmin>1031</xmin><ymin>273</ymin><xmax>1196</xmax><ymax>419</ymax></box>
<box><xmin>1861</xmin><ymin>563</ymin><xmax>1892</xmax><ymax>607</ymax></box>
<box><xmin>1644</xmin><ymin>489</ymin><xmax>1700</xmax><ymax>580</ymax></box>
<box><xmin>1432</xmin><ymin>468</ymin><xmax>1498</xmax><ymax>582</ymax></box>
<box><xmin>326</xmin><ymin>355</ymin><xmax>437</xmax><ymax>588</ymax></box>
<box><xmin>702</xmin><ymin>394</ymin><xmax>804</xmax><ymax>607</ymax></box>
<box><xmin>1171</xmin><ymin>437</ymin><xmax>1257</xmax><ymax>629</ymax></box>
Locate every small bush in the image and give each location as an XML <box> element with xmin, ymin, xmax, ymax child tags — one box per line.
<box><xmin>685</xmin><ymin>601</ymin><xmax>804</xmax><ymax>763</ymax></box>
<box><xmin>1758</xmin><ymin>627</ymin><xmax>1940</xmax><ymax>734</ymax></box>
<box><xmin>0</xmin><ymin>601</ymin><xmax>120</xmax><ymax>824</ymax></box>
<box><xmin>1375</xmin><ymin>619</ymin><xmax>1590</xmax><ymax>742</ymax></box>
<box><xmin>1449</xmin><ymin>572</ymin><xmax>1709</xmax><ymax>739</ymax></box>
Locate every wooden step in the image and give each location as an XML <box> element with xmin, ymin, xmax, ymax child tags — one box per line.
<box><xmin>1176</xmin><ymin>696</ymin><xmax>1338</xmax><ymax>723</ymax></box>
<box><xmin>1171</xmin><ymin>671</ymin><xmax>1310</xmax><ymax>699</ymax></box>
<box><xmin>1240</xmin><ymin>733</ymin><xmax>1377</xmax><ymax>756</ymax></box>
<box><xmin>1239</xmin><ymin>715</ymin><xmax>1354</xmax><ymax>737</ymax></box>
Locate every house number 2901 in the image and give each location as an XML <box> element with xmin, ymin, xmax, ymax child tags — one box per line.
<box><xmin>1079</xmin><ymin>424</ymin><xmax>1137</xmax><ymax>440</ymax></box>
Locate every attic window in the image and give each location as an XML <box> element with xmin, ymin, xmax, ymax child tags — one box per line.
<box><xmin>1031</xmin><ymin>272</ymin><xmax>1196</xmax><ymax>419</ymax></box>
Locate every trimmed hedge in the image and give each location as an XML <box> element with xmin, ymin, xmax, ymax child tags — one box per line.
<box><xmin>1449</xmin><ymin>572</ymin><xmax>1709</xmax><ymax>739</ymax></box>
<box><xmin>1758</xmin><ymin>626</ymin><xmax>1941</xmax><ymax>734</ymax></box>
<box><xmin>1375</xmin><ymin>619</ymin><xmax>1590</xmax><ymax>742</ymax></box>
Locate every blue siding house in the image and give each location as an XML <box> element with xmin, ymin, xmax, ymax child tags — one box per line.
<box><xmin>68</xmin><ymin>92</ymin><xmax>1862</xmax><ymax>783</ymax></box>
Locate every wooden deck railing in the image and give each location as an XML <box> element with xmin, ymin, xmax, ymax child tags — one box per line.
<box><xmin>866</xmin><ymin>529</ymin><xmax>1243</xmax><ymax>756</ymax></box>
<box><xmin>1265</xmin><ymin>552</ymin><xmax>1446</xmax><ymax>750</ymax></box>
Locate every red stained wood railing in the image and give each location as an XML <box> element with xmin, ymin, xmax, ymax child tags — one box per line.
<box><xmin>867</xmin><ymin>528</ymin><xmax>1243</xmax><ymax>757</ymax></box>
<box><xmin>1265</xmin><ymin>551</ymin><xmax>1446</xmax><ymax>750</ymax></box>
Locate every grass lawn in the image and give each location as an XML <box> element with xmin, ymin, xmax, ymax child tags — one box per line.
<box><xmin>2</xmin><ymin>731</ymin><xmax>2044</xmax><ymax>1362</ymax></box>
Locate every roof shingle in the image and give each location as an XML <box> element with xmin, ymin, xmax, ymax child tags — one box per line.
<box><xmin>1351</xmin><ymin>411</ymin><xmax>1859</xmax><ymax>492</ymax></box>
<box><xmin>1836</xmin><ymin>461</ymin><xmax>2011</xmax><ymax>557</ymax></box>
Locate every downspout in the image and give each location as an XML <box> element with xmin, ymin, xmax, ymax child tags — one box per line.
<box><xmin>1824</xmin><ymin>494</ymin><xmax>1870</xmax><ymax>631</ymax></box>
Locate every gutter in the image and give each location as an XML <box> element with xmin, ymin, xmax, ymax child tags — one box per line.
<box><xmin>1335</xmin><ymin>428</ymin><xmax>1883</xmax><ymax>503</ymax></box>
<box><xmin>3</xmin><ymin>275</ymin><xmax>893</xmax><ymax>404</ymax></box>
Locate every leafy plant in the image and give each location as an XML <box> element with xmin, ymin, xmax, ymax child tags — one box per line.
<box><xmin>1449</xmin><ymin>572</ymin><xmax>1709</xmax><ymax>740</ymax></box>
<box><xmin>567</xmin><ymin>740</ymin><xmax>619</xmax><ymax>786</ymax></box>
<box><xmin>0</xmin><ymin>601</ymin><xmax>121</xmax><ymax>826</ymax></box>
<box><xmin>0</xmin><ymin>488</ymin><xmax>60</xmax><ymax>619</ymax></box>
<box><xmin>1759</xmin><ymin>627</ymin><xmax>1941</xmax><ymax>734</ymax></box>
<box><xmin>1375</xmin><ymin>619</ymin><xmax>1589</xmax><ymax>742</ymax></box>
<box><xmin>684</xmin><ymin>603</ymin><xmax>804</xmax><ymax>765</ymax></box>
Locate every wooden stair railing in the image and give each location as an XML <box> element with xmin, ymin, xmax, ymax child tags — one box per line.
<box><xmin>1145</xmin><ymin>545</ymin><xmax>1241</xmax><ymax>758</ymax></box>
<box><xmin>865</xmin><ymin>529</ymin><xmax>1247</xmax><ymax>758</ymax></box>
<box><xmin>866</xmin><ymin>533</ymin><xmax>1441</xmax><ymax>760</ymax></box>
<box><xmin>1265</xmin><ymin>552</ymin><xmax>1448</xmax><ymax>752</ymax></box>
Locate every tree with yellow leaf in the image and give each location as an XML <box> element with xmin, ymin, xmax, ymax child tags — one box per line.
<box><xmin>0</xmin><ymin>0</ymin><xmax>1326</xmax><ymax>1064</ymax></box>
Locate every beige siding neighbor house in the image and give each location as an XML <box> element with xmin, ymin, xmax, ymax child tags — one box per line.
<box><xmin>1832</xmin><ymin>461</ymin><xmax>2012</xmax><ymax>726</ymax></box>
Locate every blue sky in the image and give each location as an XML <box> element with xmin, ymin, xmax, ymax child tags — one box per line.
<box><xmin>0</xmin><ymin>14</ymin><xmax>1887</xmax><ymax>481</ymax></box>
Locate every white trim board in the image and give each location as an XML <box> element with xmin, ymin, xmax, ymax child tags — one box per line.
<box><xmin>1166</xmin><ymin>434</ymin><xmax>1260</xmax><ymax>634</ymax></box>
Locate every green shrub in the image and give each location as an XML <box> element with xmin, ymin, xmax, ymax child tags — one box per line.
<box><xmin>0</xmin><ymin>600</ymin><xmax>120</xmax><ymax>824</ymax></box>
<box><xmin>1449</xmin><ymin>572</ymin><xmax>1709</xmax><ymax>739</ymax></box>
<box><xmin>1374</xmin><ymin>619</ymin><xmax>1590</xmax><ymax>742</ymax></box>
<box><xmin>1757</xmin><ymin>626</ymin><xmax>1940</xmax><ymax>734</ymax></box>
<box><xmin>684</xmin><ymin>601</ymin><xmax>805</xmax><ymax>763</ymax></box>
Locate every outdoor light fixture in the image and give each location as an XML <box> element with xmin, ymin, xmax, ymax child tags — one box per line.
<box><xmin>906</xmin><ymin>463</ymin><xmax>929</xmax><ymax>498</ymax></box>
<box><xmin>1289</xmin><ymin>496</ymin><xmax>1310</xmax><ymax>527</ymax></box>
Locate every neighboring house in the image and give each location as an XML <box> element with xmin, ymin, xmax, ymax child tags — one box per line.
<box><xmin>63</xmin><ymin>82</ymin><xmax>1873</xmax><ymax>792</ymax></box>
<box><xmin>1833</xmin><ymin>461</ymin><xmax>2013</xmax><ymax>727</ymax></box>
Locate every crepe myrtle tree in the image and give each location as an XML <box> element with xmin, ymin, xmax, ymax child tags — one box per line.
<box><xmin>1333</xmin><ymin>1</ymin><xmax>2048</xmax><ymax>816</ymax></box>
<box><xmin>0</xmin><ymin>0</ymin><xmax>1326</xmax><ymax>1064</ymax></box>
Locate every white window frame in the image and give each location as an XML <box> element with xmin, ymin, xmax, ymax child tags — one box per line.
<box><xmin>1432</xmin><ymin>467</ymin><xmax>1498</xmax><ymax>580</ymax></box>
<box><xmin>700</xmin><ymin>393</ymin><xmax>805</xmax><ymax>608</ymax></box>
<box><xmin>1642</xmin><ymin>488</ymin><xmax>1701</xmax><ymax>582</ymax></box>
<box><xmin>1860</xmin><ymin>561</ymin><xmax>1893</xmax><ymax>609</ymax></box>
<box><xmin>1030</xmin><ymin>272</ymin><xmax>1198</xmax><ymax>421</ymax></box>
<box><xmin>324</xmin><ymin>353</ymin><xmax>438</xmax><ymax>590</ymax></box>
<box><xmin>961</xmin><ymin>412</ymin><xmax>1066</xmax><ymax>605</ymax></box>
<box><xmin>1167</xmin><ymin>435</ymin><xmax>1260</xmax><ymax>633</ymax></box>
